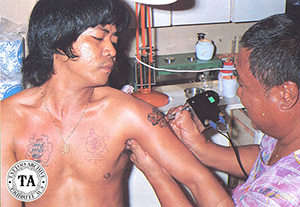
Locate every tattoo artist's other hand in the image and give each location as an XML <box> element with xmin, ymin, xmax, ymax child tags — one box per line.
<box><xmin>127</xmin><ymin>139</ymin><xmax>169</xmax><ymax>178</ymax></box>
<box><xmin>167</xmin><ymin>106</ymin><xmax>205</xmax><ymax>149</ymax></box>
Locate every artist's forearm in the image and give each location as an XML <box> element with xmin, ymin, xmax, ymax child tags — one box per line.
<box><xmin>188</xmin><ymin>135</ymin><xmax>259</xmax><ymax>177</ymax></box>
<box><xmin>145</xmin><ymin>171</ymin><xmax>193</xmax><ymax>207</ymax></box>
<box><xmin>189</xmin><ymin>136</ymin><xmax>235</xmax><ymax>169</ymax></box>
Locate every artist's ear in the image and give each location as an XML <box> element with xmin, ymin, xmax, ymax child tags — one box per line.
<box><xmin>280</xmin><ymin>81</ymin><xmax>299</xmax><ymax>110</ymax></box>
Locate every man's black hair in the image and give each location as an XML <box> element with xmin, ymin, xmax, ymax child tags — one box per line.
<box><xmin>240</xmin><ymin>13</ymin><xmax>300</xmax><ymax>89</ymax></box>
<box><xmin>22</xmin><ymin>0</ymin><xmax>131</xmax><ymax>87</ymax></box>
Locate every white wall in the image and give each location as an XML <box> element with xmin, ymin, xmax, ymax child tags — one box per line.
<box><xmin>1</xmin><ymin>0</ymin><xmax>37</xmax><ymax>25</ymax></box>
<box><xmin>137</xmin><ymin>22</ymin><xmax>254</xmax><ymax>56</ymax></box>
<box><xmin>1</xmin><ymin>0</ymin><xmax>254</xmax><ymax>57</ymax></box>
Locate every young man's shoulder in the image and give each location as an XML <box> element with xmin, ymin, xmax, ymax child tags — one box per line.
<box><xmin>1</xmin><ymin>87</ymin><xmax>39</xmax><ymax>113</ymax></box>
<box><xmin>1</xmin><ymin>88</ymin><xmax>39</xmax><ymax>144</ymax></box>
<box><xmin>92</xmin><ymin>86</ymin><xmax>159</xmax><ymax>125</ymax></box>
<box><xmin>94</xmin><ymin>86</ymin><xmax>154</xmax><ymax>110</ymax></box>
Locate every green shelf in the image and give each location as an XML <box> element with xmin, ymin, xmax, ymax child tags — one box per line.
<box><xmin>156</xmin><ymin>53</ymin><xmax>222</xmax><ymax>75</ymax></box>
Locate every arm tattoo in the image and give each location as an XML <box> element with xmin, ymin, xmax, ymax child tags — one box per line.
<box><xmin>25</xmin><ymin>134</ymin><xmax>53</xmax><ymax>167</ymax></box>
<box><xmin>147</xmin><ymin>108</ymin><xmax>168</xmax><ymax>128</ymax></box>
<box><xmin>82</xmin><ymin>129</ymin><xmax>109</xmax><ymax>163</ymax></box>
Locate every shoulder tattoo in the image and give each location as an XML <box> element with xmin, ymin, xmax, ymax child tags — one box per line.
<box><xmin>147</xmin><ymin>108</ymin><xmax>168</xmax><ymax>128</ymax></box>
<box><xmin>25</xmin><ymin>134</ymin><xmax>53</xmax><ymax>167</ymax></box>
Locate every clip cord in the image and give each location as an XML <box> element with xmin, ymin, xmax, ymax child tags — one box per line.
<box><xmin>208</xmin><ymin>120</ymin><xmax>249</xmax><ymax>178</ymax></box>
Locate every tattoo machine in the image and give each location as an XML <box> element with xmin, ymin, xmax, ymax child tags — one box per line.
<box><xmin>185</xmin><ymin>90</ymin><xmax>248</xmax><ymax>177</ymax></box>
<box><xmin>183</xmin><ymin>90</ymin><xmax>228</xmax><ymax>132</ymax></box>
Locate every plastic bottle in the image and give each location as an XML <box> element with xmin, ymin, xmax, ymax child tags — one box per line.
<box><xmin>0</xmin><ymin>32</ymin><xmax>24</xmax><ymax>100</ymax></box>
<box><xmin>195</xmin><ymin>33</ymin><xmax>215</xmax><ymax>60</ymax></box>
<box><xmin>218</xmin><ymin>62</ymin><xmax>234</xmax><ymax>95</ymax></box>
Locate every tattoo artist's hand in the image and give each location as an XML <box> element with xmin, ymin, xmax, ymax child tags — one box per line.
<box><xmin>167</xmin><ymin>105</ymin><xmax>205</xmax><ymax>149</ymax></box>
<box><xmin>127</xmin><ymin>139</ymin><xmax>169</xmax><ymax>178</ymax></box>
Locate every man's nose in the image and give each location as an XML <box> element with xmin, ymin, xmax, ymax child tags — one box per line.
<box><xmin>103</xmin><ymin>42</ymin><xmax>117</xmax><ymax>58</ymax></box>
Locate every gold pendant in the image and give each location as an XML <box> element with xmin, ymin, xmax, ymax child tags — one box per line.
<box><xmin>61</xmin><ymin>144</ymin><xmax>71</xmax><ymax>154</ymax></box>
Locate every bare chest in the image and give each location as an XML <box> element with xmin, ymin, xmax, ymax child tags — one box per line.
<box><xmin>13</xmin><ymin>121</ymin><xmax>130</xmax><ymax>183</ymax></box>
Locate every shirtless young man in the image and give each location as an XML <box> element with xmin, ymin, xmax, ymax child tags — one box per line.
<box><xmin>1</xmin><ymin>0</ymin><xmax>233</xmax><ymax>206</ymax></box>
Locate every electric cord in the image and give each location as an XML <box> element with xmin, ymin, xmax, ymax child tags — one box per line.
<box><xmin>134</xmin><ymin>56</ymin><xmax>236</xmax><ymax>73</ymax></box>
<box><xmin>217</xmin><ymin>130</ymin><xmax>249</xmax><ymax>178</ymax></box>
<box><xmin>208</xmin><ymin>120</ymin><xmax>249</xmax><ymax>178</ymax></box>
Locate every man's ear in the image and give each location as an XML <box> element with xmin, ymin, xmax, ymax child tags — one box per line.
<box><xmin>280</xmin><ymin>81</ymin><xmax>299</xmax><ymax>110</ymax></box>
<box><xmin>54</xmin><ymin>51</ymin><xmax>69</xmax><ymax>62</ymax></box>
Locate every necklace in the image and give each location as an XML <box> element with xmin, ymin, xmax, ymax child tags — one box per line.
<box><xmin>40</xmin><ymin>86</ymin><xmax>92</xmax><ymax>154</ymax></box>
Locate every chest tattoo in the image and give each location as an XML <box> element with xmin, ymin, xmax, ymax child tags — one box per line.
<box><xmin>82</xmin><ymin>129</ymin><xmax>109</xmax><ymax>162</ymax></box>
<box><xmin>25</xmin><ymin>134</ymin><xmax>53</xmax><ymax>167</ymax></box>
<box><xmin>147</xmin><ymin>108</ymin><xmax>168</xmax><ymax>128</ymax></box>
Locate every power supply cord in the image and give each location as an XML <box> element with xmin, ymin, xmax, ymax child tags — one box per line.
<box><xmin>208</xmin><ymin>120</ymin><xmax>249</xmax><ymax>178</ymax></box>
<box><xmin>217</xmin><ymin>130</ymin><xmax>249</xmax><ymax>178</ymax></box>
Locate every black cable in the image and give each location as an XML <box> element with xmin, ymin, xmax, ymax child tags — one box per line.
<box><xmin>217</xmin><ymin>130</ymin><xmax>249</xmax><ymax>178</ymax></box>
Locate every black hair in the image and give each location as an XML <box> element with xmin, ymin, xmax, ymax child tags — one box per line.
<box><xmin>22</xmin><ymin>0</ymin><xmax>131</xmax><ymax>87</ymax></box>
<box><xmin>240</xmin><ymin>13</ymin><xmax>300</xmax><ymax>90</ymax></box>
